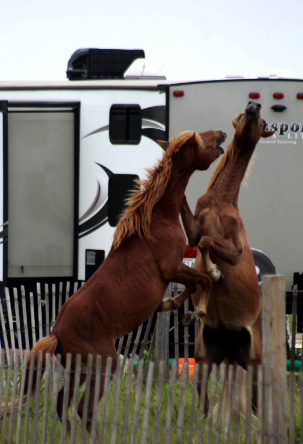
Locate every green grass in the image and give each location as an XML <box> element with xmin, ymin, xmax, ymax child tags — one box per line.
<box><xmin>0</xmin><ymin>367</ymin><xmax>302</xmax><ymax>443</ymax></box>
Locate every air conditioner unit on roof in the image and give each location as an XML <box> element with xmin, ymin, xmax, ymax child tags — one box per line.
<box><xmin>67</xmin><ymin>48</ymin><xmax>145</xmax><ymax>80</ymax></box>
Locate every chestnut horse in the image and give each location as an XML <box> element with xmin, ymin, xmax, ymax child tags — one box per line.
<box><xmin>1</xmin><ymin>129</ymin><xmax>226</xmax><ymax>429</ymax></box>
<box><xmin>161</xmin><ymin>102</ymin><xmax>275</xmax><ymax>414</ymax></box>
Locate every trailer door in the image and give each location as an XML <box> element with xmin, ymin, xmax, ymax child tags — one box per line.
<box><xmin>0</xmin><ymin>102</ymin><xmax>7</xmax><ymax>284</ymax></box>
<box><xmin>7</xmin><ymin>105</ymin><xmax>79</xmax><ymax>280</ymax></box>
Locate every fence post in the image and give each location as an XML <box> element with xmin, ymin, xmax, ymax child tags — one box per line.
<box><xmin>154</xmin><ymin>312</ymin><xmax>170</xmax><ymax>370</ymax></box>
<box><xmin>262</xmin><ymin>274</ymin><xmax>287</xmax><ymax>442</ymax></box>
<box><xmin>154</xmin><ymin>284</ymin><xmax>171</xmax><ymax>371</ymax></box>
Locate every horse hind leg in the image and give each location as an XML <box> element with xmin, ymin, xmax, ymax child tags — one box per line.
<box><xmin>195</xmin><ymin>323</ymin><xmax>225</xmax><ymax>416</ymax></box>
<box><xmin>233</xmin><ymin>324</ymin><xmax>262</xmax><ymax>415</ymax></box>
<box><xmin>196</xmin><ymin>356</ymin><xmax>212</xmax><ymax>416</ymax></box>
<box><xmin>77</xmin><ymin>351</ymin><xmax>118</xmax><ymax>432</ymax></box>
<box><xmin>56</xmin><ymin>355</ymin><xmax>87</xmax><ymax>433</ymax></box>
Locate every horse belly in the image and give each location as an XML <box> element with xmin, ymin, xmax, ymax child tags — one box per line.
<box><xmin>100</xmin><ymin>258</ymin><xmax>167</xmax><ymax>338</ymax></box>
<box><xmin>204</xmin><ymin>266</ymin><xmax>261</xmax><ymax>330</ymax></box>
<box><xmin>110</xmin><ymin>279</ymin><xmax>167</xmax><ymax>338</ymax></box>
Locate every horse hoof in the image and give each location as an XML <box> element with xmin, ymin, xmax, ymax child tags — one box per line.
<box><xmin>160</xmin><ymin>298</ymin><xmax>175</xmax><ymax>312</ymax></box>
<box><xmin>182</xmin><ymin>312</ymin><xmax>197</xmax><ymax>326</ymax></box>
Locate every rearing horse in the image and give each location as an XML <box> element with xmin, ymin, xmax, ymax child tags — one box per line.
<box><xmin>161</xmin><ymin>102</ymin><xmax>275</xmax><ymax>414</ymax></box>
<box><xmin>1</xmin><ymin>129</ymin><xmax>226</xmax><ymax>429</ymax></box>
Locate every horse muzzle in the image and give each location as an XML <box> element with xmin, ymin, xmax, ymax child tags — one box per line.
<box><xmin>245</xmin><ymin>101</ymin><xmax>261</xmax><ymax>118</ymax></box>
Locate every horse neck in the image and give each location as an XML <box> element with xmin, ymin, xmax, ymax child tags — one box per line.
<box><xmin>156</xmin><ymin>163</ymin><xmax>194</xmax><ymax>217</ymax></box>
<box><xmin>208</xmin><ymin>141</ymin><xmax>256</xmax><ymax>206</ymax></box>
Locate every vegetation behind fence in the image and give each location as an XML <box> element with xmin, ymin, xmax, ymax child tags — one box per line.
<box><xmin>0</xmin><ymin>279</ymin><xmax>302</xmax><ymax>443</ymax></box>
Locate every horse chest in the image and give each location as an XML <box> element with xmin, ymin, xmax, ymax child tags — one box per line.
<box><xmin>196</xmin><ymin>208</ymin><xmax>224</xmax><ymax>237</ymax></box>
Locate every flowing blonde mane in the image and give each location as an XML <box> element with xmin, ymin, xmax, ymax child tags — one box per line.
<box><xmin>205</xmin><ymin>141</ymin><xmax>235</xmax><ymax>191</ymax></box>
<box><xmin>113</xmin><ymin>131</ymin><xmax>198</xmax><ymax>249</ymax></box>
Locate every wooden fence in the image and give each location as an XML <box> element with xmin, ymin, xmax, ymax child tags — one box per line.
<box><xmin>0</xmin><ymin>281</ymin><xmax>197</xmax><ymax>368</ymax></box>
<box><xmin>0</xmin><ymin>349</ymin><xmax>301</xmax><ymax>444</ymax></box>
<box><xmin>0</xmin><ymin>277</ymin><xmax>302</xmax><ymax>443</ymax></box>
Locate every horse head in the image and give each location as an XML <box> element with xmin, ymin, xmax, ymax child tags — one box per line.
<box><xmin>231</xmin><ymin>101</ymin><xmax>276</xmax><ymax>145</ymax></box>
<box><xmin>196</xmin><ymin>130</ymin><xmax>226</xmax><ymax>170</ymax></box>
<box><xmin>158</xmin><ymin>129</ymin><xmax>226</xmax><ymax>171</ymax></box>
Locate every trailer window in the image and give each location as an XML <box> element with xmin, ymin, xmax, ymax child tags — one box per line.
<box><xmin>108</xmin><ymin>174</ymin><xmax>139</xmax><ymax>226</ymax></box>
<box><xmin>109</xmin><ymin>105</ymin><xmax>141</xmax><ymax>144</ymax></box>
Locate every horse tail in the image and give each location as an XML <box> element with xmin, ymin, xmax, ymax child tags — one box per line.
<box><xmin>0</xmin><ymin>335</ymin><xmax>58</xmax><ymax>419</ymax></box>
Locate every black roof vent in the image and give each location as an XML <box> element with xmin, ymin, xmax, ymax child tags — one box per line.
<box><xmin>67</xmin><ymin>48</ymin><xmax>145</xmax><ymax>80</ymax></box>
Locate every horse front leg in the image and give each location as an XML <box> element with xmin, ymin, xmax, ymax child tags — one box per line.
<box><xmin>198</xmin><ymin>236</ymin><xmax>223</xmax><ymax>282</ymax></box>
<box><xmin>180</xmin><ymin>196</ymin><xmax>202</xmax><ymax>246</ymax></box>
<box><xmin>199</xmin><ymin>227</ymin><xmax>244</xmax><ymax>269</ymax></box>
<box><xmin>160</xmin><ymin>262</ymin><xmax>212</xmax><ymax>319</ymax></box>
<box><xmin>160</xmin><ymin>285</ymin><xmax>210</xmax><ymax>325</ymax></box>
<box><xmin>160</xmin><ymin>287</ymin><xmax>192</xmax><ymax>312</ymax></box>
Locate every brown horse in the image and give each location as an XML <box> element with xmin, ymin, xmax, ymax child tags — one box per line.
<box><xmin>161</xmin><ymin>102</ymin><xmax>275</xmax><ymax>414</ymax></box>
<box><xmin>1</xmin><ymin>129</ymin><xmax>226</xmax><ymax>429</ymax></box>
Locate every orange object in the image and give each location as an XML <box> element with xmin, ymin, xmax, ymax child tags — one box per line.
<box><xmin>177</xmin><ymin>358</ymin><xmax>195</xmax><ymax>381</ymax></box>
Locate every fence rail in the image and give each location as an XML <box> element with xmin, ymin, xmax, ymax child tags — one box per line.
<box><xmin>0</xmin><ymin>279</ymin><xmax>302</xmax><ymax>443</ymax></box>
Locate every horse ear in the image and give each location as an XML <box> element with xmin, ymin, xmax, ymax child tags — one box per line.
<box><xmin>157</xmin><ymin>140</ymin><xmax>170</xmax><ymax>150</ymax></box>
<box><xmin>190</xmin><ymin>132</ymin><xmax>197</xmax><ymax>143</ymax></box>
<box><xmin>262</xmin><ymin>129</ymin><xmax>276</xmax><ymax>138</ymax></box>
<box><xmin>232</xmin><ymin>113</ymin><xmax>244</xmax><ymax>129</ymax></box>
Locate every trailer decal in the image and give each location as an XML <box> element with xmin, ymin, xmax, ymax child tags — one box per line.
<box><xmin>79</xmin><ymin>105</ymin><xmax>166</xmax><ymax>239</ymax></box>
<box><xmin>268</xmin><ymin>122</ymin><xmax>303</xmax><ymax>138</ymax></box>
<box><xmin>141</xmin><ymin>105</ymin><xmax>166</xmax><ymax>142</ymax></box>
<box><xmin>79</xmin><ymin>163</ymin><xmax>112</xmax><ymax>238</ymax></box>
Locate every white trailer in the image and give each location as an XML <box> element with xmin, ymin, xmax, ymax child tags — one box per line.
<box><xmin>168</xmin><ymin>78</ymin><xmax>303</xmax><ymax>292</ymax></box>
<box><xmin>0</xmin><ymin>80</ymin><xmax>168</xmax><ymax>286</ymax></box>
<box><xmin>0</xmin><ymin>50</ymin><xmax>302</xmax><ymax>291</ymax></box>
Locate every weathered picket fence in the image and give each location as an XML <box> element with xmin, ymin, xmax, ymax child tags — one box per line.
<box><xmin>0</xmin><ymin>281</ymin><xmax>196</xmax><ymax>368</ymax></box>
<box><xmin>1</xmin><ymin>349</ymin><xmax>300</xmax><ymax>444</ymax></box>
<box><xmin>0</xmin><ymin>276</ymin><xmax>302</xmax><ymax>443</ymax></box>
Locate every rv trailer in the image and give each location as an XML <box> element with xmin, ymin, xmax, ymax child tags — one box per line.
<box><xmin>0</xmin><ymin>49</ymin><xmax>302</xmax><ymax>294</ymax></box>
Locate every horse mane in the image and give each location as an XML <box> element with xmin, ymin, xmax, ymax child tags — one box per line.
<box><xmin>113</xmin><ymin>131</ymin><xmax>198</xmax><ymax>249</ymax></box>
<box><xmin>205</xmin><ymin>141</ymin><xmax>235</xmax><ymax>191</ymax></box>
